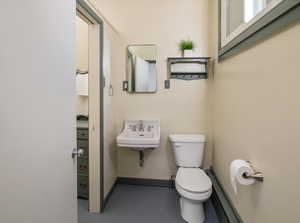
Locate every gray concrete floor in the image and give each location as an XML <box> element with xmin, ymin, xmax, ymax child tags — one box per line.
<box><xmin>78</xmin><ymin>184</ymin><xmax>219</xmax><ymax>223</ymax></box>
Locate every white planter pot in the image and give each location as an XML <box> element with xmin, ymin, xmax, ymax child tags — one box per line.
<box><xmin>183</xmin><ymin>49</ymin><xmax>195</xmax><ymax>57</ymax></box>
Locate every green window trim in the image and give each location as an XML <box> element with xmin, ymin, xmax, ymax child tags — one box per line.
<box><xmin>219</xmin><ymin>0</ymin><xmax>300</xmax><ymax>61</ymax></box>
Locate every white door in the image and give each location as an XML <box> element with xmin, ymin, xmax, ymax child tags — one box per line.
<box><xmin>0</xmin><ymin>1</ymin><xmax>77</xmax><ymax>223</ymax></box>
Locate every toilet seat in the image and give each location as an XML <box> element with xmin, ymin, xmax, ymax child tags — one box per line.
<box><xmin>175</xmin><ymin>167</ymin><xmax>212</xmax><ymax>201</ymax></box>
<box><xmin>176</xmin><ymin>183</ymin><xmax>212</xmax><ymax>201</ymax></box>
<box><xmin>176</xmin><ymin>167</ymin><xmax>212</xmax><ymax>193</ymax></box>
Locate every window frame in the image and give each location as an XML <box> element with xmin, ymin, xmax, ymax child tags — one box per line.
<box><xmin>219</xmin><ymin>0</ymin><xmax>300</xmax><ymax>60</ymax></box>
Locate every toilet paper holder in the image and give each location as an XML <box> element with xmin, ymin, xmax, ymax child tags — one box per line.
<box><xmin>243</xmin><ymin>161</ymin><xmax>264</xmax><ymax>182</ymax></box>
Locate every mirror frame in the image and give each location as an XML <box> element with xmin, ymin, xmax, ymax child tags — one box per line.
<box><xmin>126</xmin><ymin>44</ymin><xmax>158</xmax><ymax>94</ymax></box>
<box><xmin>218</xmin><ymin>0</ymin><xmax>300</xmax><ymax>60</ymax></box>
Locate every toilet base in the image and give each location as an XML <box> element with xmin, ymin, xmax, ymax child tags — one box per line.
<box><xmin>180</xmin><ymin>197</ymin><xmax>205</xmax><ymax>223</ymax></box>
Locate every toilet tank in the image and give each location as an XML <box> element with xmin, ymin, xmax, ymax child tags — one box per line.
<box><xmin>169</xmin><ymin>134</ymin><xmax>206</xmax><ymax>168</ymax></box>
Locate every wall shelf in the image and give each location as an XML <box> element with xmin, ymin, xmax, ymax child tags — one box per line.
<box><xmin>167</xmin><ymin>57</ymin><xmax>210</xmax><ymax>80</ymax></box>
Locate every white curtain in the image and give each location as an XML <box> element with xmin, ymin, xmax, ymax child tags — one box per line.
<box><xmin>135</xmin><ymin>56</ymin><xmax>150</xmax><ymax>92</ymax></box>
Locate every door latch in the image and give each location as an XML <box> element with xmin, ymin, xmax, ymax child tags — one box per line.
<box><xmin>72</xmin><ymin>148</ymin><xmax>84</xmax><ymax>159</ymax></box>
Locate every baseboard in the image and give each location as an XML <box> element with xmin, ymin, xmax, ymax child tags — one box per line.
<box><xmin>117</xmin><ymin>177</ymin><xmax>174</xmax><ymax>188</ymax></box>
<box><xmin>206</xmin><ymin>169</ymin><xmax>243</xmax><ymax>223</ymax></box>
<box><xmin>102</xmin><ymin>179</ymin><xmax>118</xmax><ymax>210</ymax></box>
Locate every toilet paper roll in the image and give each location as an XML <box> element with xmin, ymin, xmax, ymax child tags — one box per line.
<box><xmin>230</xmin><ymin>160</ymin><xmax>255</xmax><ymax>194</ymax></box>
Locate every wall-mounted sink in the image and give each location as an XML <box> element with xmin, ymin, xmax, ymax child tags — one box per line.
<box><xmin>117</xmin><ymin>120</ymin><xmax>160</xmax><ymax>150</ymax></box>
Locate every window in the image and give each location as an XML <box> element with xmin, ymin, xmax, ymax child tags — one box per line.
<box><xmin>218</xmin><ymin>0</ymin><xmax>300</xmax><ymax>60</ymax></box>
<box><xmin>221</xmin><ymin>0</ymin><xmax>283</xmax><ymax>47</ymax></box>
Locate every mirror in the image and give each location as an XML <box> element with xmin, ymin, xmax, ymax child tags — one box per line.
<box><xmin>221</xmin><ymin>0</ymin><xmax>283</xmax><ymax>47</ymax></box>
<box><xmin>126</xmin><ymin>45</ymin><xmax>157</xmax><ymax>93</ymax></box>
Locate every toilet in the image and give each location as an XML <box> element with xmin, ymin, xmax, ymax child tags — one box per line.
<box><xmin>169</xmin><ymin>134</ymin><xmax>212</xmax><ymax>223</ymax></box>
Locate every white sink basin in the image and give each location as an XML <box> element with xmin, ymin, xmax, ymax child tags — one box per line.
<box><xmin>117</xmin><ymin>120</ymin><xmax>160</xmax><ymax>150</ymax></box>
<box><xmin>126</xmin><ymin>132</ymin><xmax>154</xmax><ymax>138</ymax></box>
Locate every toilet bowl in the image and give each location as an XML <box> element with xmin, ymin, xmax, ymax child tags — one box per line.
<box><xmin>175</xmin><ymin>167</ymin><xmax>212</xmax><ymax>223</ymax></box>
<box><xmin>169</xmin><ymin>134</ymin><xmax>212</xmax><ymax>223</ymax></box>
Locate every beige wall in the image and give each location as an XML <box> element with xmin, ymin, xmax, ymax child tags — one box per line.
<box><xmin>103</xmin><ymin>24</ymin><xmax>118</xmax><ymax>196</ymax></box>
<box><xmin>76</xmin><ymin>16</ymin><xmax>89</xmax><ymax>116</ymax></box>
<box><xmin>210</xmin><ymin>1</ymin><xmax>300</xmax><ymax>222</ymax></box>
<box><xmin>93</xmin><ymin>0</ymin><xmax>212</xmax><ymax>180</ymax></box>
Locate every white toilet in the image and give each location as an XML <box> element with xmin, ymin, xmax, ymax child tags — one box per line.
<box><xmin>169</xmin><ymin>134</ymin><xmax>212</xmax><ymax>223</ymax></box>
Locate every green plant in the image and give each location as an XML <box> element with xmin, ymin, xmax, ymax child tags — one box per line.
<box><xmin>179</xmin><ymin>40</ymin><xmax>195</xmax><ymax>51</ymax></box>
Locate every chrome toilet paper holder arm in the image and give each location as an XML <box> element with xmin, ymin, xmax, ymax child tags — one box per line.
<box><xmin>242</xmin><ymin>172</ymin><xmax>264</xmax><ymax>182</ymax></box>
<box><xmin>243</xmin><ymin>161</ymin><xmax>264</xmax><ymax>182</ymax></box>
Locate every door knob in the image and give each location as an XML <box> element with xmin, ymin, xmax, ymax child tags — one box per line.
<box><xmin>72</xmin><ymin>148</ymin><xmax>84</xmax><ymax>158</ymax></box>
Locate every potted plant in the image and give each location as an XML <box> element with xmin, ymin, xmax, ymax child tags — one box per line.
<box><xmin>179</xmin><ymin>40</ymin><xmax>195</xmax><ymax>57</ymax></box>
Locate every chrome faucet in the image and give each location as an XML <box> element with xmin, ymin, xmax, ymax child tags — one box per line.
<box><xmin>137</xmin><ymin>120</ymin><xmax>144</xmax><ymax>132</ymax></box>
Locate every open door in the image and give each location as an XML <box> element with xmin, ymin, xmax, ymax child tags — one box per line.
<box><xmin>0</xmin><ymin>1</ymin><xmax>77</xmax><ymax>223</ymax></box>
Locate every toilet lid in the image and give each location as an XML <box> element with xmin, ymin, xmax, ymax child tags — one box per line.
<box><xmin>176</xmin><ymin>168</ymin><xmax>212</xmax><ymax>193</ymax></box>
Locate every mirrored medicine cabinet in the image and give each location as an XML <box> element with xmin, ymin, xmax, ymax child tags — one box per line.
<box><xmin>125</xmin><ymin>44</ymin><xmax>157</xmax><ymax>93</ymax></box>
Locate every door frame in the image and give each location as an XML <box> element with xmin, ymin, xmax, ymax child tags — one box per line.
<box><xmin>76</xmin><ymin>0</ymin><xmax>104</xmax><ymax>213</ymax></box>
